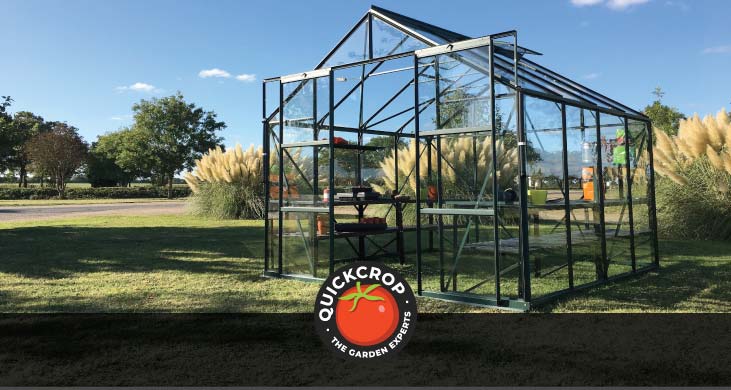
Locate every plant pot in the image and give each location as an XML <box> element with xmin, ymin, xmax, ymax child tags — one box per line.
<box><xmin>527</xmin><ymin>190</ymin><xmax>547</xmax><ymax>205</ymax></box>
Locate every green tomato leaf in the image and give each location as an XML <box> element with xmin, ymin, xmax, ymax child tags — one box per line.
<box><xmin>363</xmin><ymin>284</ymin><xmax>381</xmax><ymax>294</ymax></box>
<box><xmin>363</xmin><ymin>295</ymin><xmax>384</xmax><ymax>301</ymax></box>
<box><xmin>338</xmin><ymin>293</ymin><xmax>360</xmax><ymax>301</ymax></box>
<box><xmin>349</xmin><ymin>296</ymin><xmax>362</xmax><ymax>312</ymax></box>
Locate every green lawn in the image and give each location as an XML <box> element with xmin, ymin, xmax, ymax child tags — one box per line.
<box><xmin>0</xmin><ymin>215</ymin><xmax>728</xmax><ymax>313</ymax></box>
<box><xmin>0</xmin><ymin>198</ymin><xmax>183</xmax><ymax>207</ymax></box>
<box><xmin>0</xmin><ymin>182</ymin><xmax>189</xmax><ymax>189</ymax></box>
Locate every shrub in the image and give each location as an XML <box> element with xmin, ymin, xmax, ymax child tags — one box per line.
<box><xmin>0</xmin><ymin>186</ymin><xmax>191</xmax><ymax>200</ymax></box>
<box><xmin>187</xmin><ymin>182</ymin><xmax>263</xmax><ymax>220</ymax></box>
<box><xmin>185</xmin><ymin>144</ymin><xmax>264</xmax><ymax>219</ymax></box>
<box><xmin>653</xmin><ymin>109</ymin><xmax>731</xmax><ymax>239</ymax></box>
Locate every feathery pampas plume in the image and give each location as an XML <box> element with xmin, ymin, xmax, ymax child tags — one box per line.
<box><xmin>185</xmin><ymin>144</ymin><xmax>265</xmax><ymax>219</ymax></box>
<box><xmin>653</xmin><ymin>108</ymin><xmax>731</xmax><ymax>240</ymax></box>
<box><xmin>371</xmin><ymin>136</ymin><xmax>518</xmax><ymax>196</ymax></box>
<box><xmin>654</xmin><ymin>108</ymin><xmax>731</xmax><ymax>183</ymax></box>
<box><xmin>184</xmin><ymin>144</ymin><xmax>263</xmax><ymax>191</ymax></box>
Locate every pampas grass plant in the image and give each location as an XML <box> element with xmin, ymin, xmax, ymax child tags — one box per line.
<box><xmin>653</xmin><ymin>109</ymin><xmax>731</xmax><ymax>239</ymax></box>
<box><xmin>371</xmin><ymin>136</ymin><xmax>519</xmax><ymax>197</ymax></box>
<box><xmin>185</xmin><ymin>144</ymin><xmax>264</xmax><ymax>219</ymax></box>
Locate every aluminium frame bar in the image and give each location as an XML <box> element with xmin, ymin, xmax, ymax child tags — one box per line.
<box><xmin>262</xmin><ymin>81</ymin><xmax>270</xmax><ymax>272</ymax></box>
<box><xmin>624</xmin><ymin>118</ymin><xmax>637</xmax><ymax>272</ymax></box>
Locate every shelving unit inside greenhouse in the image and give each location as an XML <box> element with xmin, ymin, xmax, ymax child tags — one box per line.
<box><xmin>261</xmin><ymin>6</ymin><xmax>659</xmax><ymax>310</ymax></box>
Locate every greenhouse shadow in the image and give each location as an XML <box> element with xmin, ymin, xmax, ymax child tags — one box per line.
<box><xmin>0</xmin><ymin>225</ymin><xmax>266</xmax><ymax>280</ymax></box>
<box><xmin>540</xmin><ymin>242</ymin><xmax>731</xmax><ymax>311</ymax></box>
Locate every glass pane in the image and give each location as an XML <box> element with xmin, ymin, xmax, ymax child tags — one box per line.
<box><xmin>281</xmin><ymin>211</ymin><xmax>327</xmax><ymax>277</ymax></box>
<box><xmin>282</xmin><ymin>79</ymin><xmax>316</xmax><ymax>144</ymax></box>
<box><xmin>628</xmin><ymin>119</ymin><xmax>654</xmax><ymax>268</ymax></box>
<box><xmin>523</xmin><ymin>96</ymin><xmax>570</xmax><ymax>297</ymax></box>
<box><xmin>417</xmin><ymin>44</ymin><xmax>505</xmax><ymax>299</ymax></box>
<box><xmin>361</xmin><ymin>56</ymin><xmax>416</xmax><ymax>133</ymax></box>
<box><xmin>600</xmin><ymin>113</ymin><xmax>633</xmax><ymax>278</ymax></box>
<box><xmin>566</xmin><ymin>107</ymin><xmax>601</xmax><ymax>286</ymax></box>
<box><xmin>265</xmin><ymin>79</ymin><xmax>280</xmax><ymax>272</ymax></box>
<box><xmin>495</xmin><ymin>94</ymin><xmax>522</xmax><ymax>299</ymax></box>
<box><xmin>371</xmin><ymin>16</ymin><xmax>427</xmax><ymax>58</ymax></box>
<box><xmin>322</xmin><ymin>20</ymin><xmax>368</xmax><ymax>67</ymax></box>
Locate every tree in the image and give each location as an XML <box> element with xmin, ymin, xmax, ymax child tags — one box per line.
<box><xmin>0</xmin><ymin>96</ymin><xmax>11</xmax><ymax>115</ymax></box>
<box><xmin>7</xmin><ymin>112</ymin><xmax>48</xmax><ymax>187</ymax></box>
<box><xmin>25</xmin><ymin>122</ymin><xmax>88</xmax><ymax>198</ymax></box>
<box><xmin>643</xmin><ymin>87</ymin><xmax>685</xmax><ymax>136</ymax></box>
<box><xmin>0</xmin><ymin>96</ymin><xmax>14</xmax><ymax>176</ymax></box>
<box><xmin>130</xmin><ymin>93</ymin><xmax>225</xmax><ymax>197</ymax></box>
<box><xmin>86</xmin><ymin>130</ymin><xmax>139</xmax><ymax>187</ymax></box>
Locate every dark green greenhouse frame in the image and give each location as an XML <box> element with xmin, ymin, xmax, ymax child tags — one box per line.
<box><xmin>261</xmin><ymin>6</ymin><xmax>659</xmax><ymax>311</ymax></box>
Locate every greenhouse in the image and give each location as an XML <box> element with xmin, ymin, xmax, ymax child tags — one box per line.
<box><xmin>262</xmin><ymin>6</ymin><xmax>659</xmax><ymax>310</ymax></box>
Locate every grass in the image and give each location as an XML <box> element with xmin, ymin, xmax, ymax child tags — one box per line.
<box><xmin>0</xmin><ymin>198</ymin><xmax>184</xmax><ymax>207</ymax></box>
<box><xmin>0</xmin><ymin>215</ymin><xmax>729</xmax><ymax>313</ymax></box>
<box><xmin>0</xmin><ymin>182</ymin><xmax>189</xmax><ymax>189</ymax></box>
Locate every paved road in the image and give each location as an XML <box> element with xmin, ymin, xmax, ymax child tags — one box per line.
<box><xmin>0</xmin><ymin>201</ymin><xmax>187</xmax><ymax>223</ymax></box>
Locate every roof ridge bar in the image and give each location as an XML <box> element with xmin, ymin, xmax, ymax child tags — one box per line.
<box><xmin>369</xmin><ymin>5</ymin><xmax>469</xmax><ymax>42</ymax></box>
<box><xmin>369</xmin><ymin>8</ymin><xmax>440</xmax><ymax>46</ymax></box>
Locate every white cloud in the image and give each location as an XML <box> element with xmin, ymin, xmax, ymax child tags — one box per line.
<box><xmin>665</xmin><ymin>0</ymin><xmax>690</xmax><ymax>11</ymax></box>
<box><xmin>235</xmin><ymin>73</ymin><xmax>256</xmax><ymax>82</ymax></box>
<box><xmin>606</xmin><ymin>0</ymin><xmax>650</xmax><ymax>10</ymax></box>
<box><xmin>198</xmin><ymin>68</ymin><xmax>231</xmax><ymax>78</ymax></box>
<box><xmin>583</xmin><ymin>72</ymin><xmax>601</xmax><ymax>80</ymax></box>
<box><xmin>571</xmin><ymin>0</ymin><xmax>602</xmax><ymax>6</ymax></box>
<box><xmin>570</xmin><ymin>0</ymin><xmax>650</xmax><ymax>10</ymax></box>
<box><xmin>110</xmin><ymin>114</ymin><xmax>132</xmax><ymax>121</ymax></box>
<box><xmin>115</xmin><ymin>82</ymin><xmax>159</xmax><ymax>93</ymax></box>
<box><xmin>702</xmin><ymin>45</ymin><xmax>731</xmax><ymax>55</ymax></box>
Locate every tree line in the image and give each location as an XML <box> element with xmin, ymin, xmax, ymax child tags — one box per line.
<box><xmin>0</xmin><ymin>93</ymin><xmax>225</xmax><ymax>198</ymax></box>
<box><xmin>1</xmin><ymin>86</ymin><xmax>683</xmax><ymax>199</ymax></box>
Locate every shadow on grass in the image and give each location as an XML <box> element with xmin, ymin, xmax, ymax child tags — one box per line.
<box><xmin>660</xmin><ymin>239</ymin><xmax>731</xmax><ymax>259</ymax></box>
<box><xmin>1</xmin><ymin>313</ymin><xmax>729</xmax><ymax>386</ymax></box>
<box><xmin>540</xmin><ymin>251</ymin><xmax>731</xmax><ymax>312</ymax></box>
<box><xmin>0</xmin><ymin>225</ymin><xmax>266</xmax><ymax>280</ymax></box>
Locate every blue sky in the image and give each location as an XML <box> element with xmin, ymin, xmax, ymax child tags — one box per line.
<box><xmin>3</xmin><ymin>0</ymin><xmax>730</xmax><ymax>149</ymax></box>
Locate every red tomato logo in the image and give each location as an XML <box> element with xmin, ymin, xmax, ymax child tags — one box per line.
<box><xmin>335</xmin><ymin>282</ymin><xmax>399</xmax><ymax>346</ymax></box>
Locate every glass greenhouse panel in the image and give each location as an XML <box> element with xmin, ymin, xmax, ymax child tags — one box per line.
<box><xmin>371</xmin><ymin>16</ymin><xmax>428</xmax><ymax>57</ymax></box>
<box><xmin>628</xmin><ymin>119</ymin><xmax>655</xmax><ymax>268</ymax></box>
<box><xmin>281</xmin><ymin>211</ymin><xmax>321</xmax><ymax>277</ymax></box>
<box><xmin>264</xmin><ymin>79</ymin><xmax>281</xmax><ymax>272</ymax></box>
<box><xmin>361</xmin><ymin>56</ymin><xmax>417</xmax><ymax>134</ymax></box>
<box><xmin>282</xmin><ymin>146</ymin><xmax>325</xmax><ymax>204</ymax></box>
<box><xmin>495</xmin><ymin>94</ymin><xmax>522</xmax><ymax>299</ymax></box>
<box><xmin>282</xmin><ymin>79</ymin><xmax>318</xmax><ymax>145</ymax></box>
<box><xmin>600</xmin><ymin>113</ymin><xmax>633</xmax><ymax>278</ymax></box>
<box><xmin>523</xmin><ymin>96</ymin><xmax>570</xmax><ymax>296</ymax></box>
<box><xmin>332</xmin><ymin>65</ymin><xmax>366</xmax><ymax>133</ymax></box>
<box><xmin>322</xmin><ymin>19</ymin><xmax>369</xmax><ymax>68</ymax></box>
<box><xmin>565</xmin><ymin>106</ymin><xmax>601</xmax><ymax>286</ymax></box>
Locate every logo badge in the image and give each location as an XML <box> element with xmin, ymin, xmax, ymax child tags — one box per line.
<box><xmin>314</xmin><ymin>262</ymin><xmax>417</xmax><ymax>359</ymax></box>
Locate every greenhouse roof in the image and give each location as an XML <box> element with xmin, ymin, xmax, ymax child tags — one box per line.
<box><xmin>292</xmin><ymin>5</ymin><xmax>647</xmax><ymax>120</ymax></box>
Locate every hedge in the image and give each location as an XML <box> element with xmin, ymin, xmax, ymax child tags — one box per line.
<box><xmin>0</xmin><ymin>186</ymin><xmax>191</xmax><ymax>200</ymax></box>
